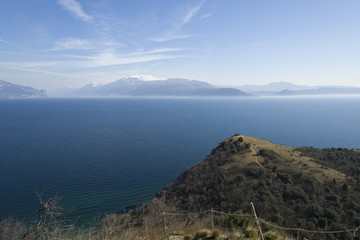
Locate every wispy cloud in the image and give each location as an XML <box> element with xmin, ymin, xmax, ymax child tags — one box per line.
<box><xmin>56</xmin><ymin>48</ymin><xmax>183</xmax><ymax>60</ymax></box>
<box><xmin>0</xmin><ymin>38</ymin><xmax>24</xmax><ymax>51</ymax></box>
<box><xmin>57</xmin><ymin>0</ymin><xmax>93</xmax><ymax>23</ymax></box>
<box><xmin>82</xmin><ymin>48</ymin><xmax>183</xmax><ymax>68</ymax></box>
<box><xmin>183</xmin><ymin>0</ymin><xmax>205</xmax><ymax>24</ymax></box>
<box><xmin>1</xmin><ymin>65</ymin><xmax>78</xmax><ymax>79</ymax></box>
<box><xmin>141</xmin><ymin>48</ymin><xmax>183</xmax><ymax>54</ymax></box>
<box><xmin>48</xmin><ymin>37</ymin><xmax>94</xmax><ymax>51</ymax></box>
<box><xmin>150</xmin><ymin>0</ymin><xmax>206</xmax><ymax>42</ymax></box>
<box><xmin>0</xmin><ymin>48</ymin><xmax>185</xmax><ymax>71</ymax></box>
<box><xmin>150</xmin><ymin>34</ymin><xmax>190</xmax><ymax>43</ymax></box>
<box><xmin>199</xmin><ymin>12</ymin><xmax>212</xmax><ymax>20</ymax></box>
<box><xmin>0</xmin><ymin>51</ymin><xmax>21</xmax><ymax>55</ymax></box>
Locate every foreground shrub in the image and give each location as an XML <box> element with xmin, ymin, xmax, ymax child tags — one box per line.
<box><xmin>194</xmin><ymin>230</ymin><xmax>208</xmax><ymax>239</ymax></box>
<box><xmin>265</xmin><ymin>231</ymin><xmax>278</xmax><ymax>240</ymax></box>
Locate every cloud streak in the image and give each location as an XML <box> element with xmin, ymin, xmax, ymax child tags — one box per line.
<box><xmin>183</xmin><ymin>0</ymin><xmax>205</xmax><ymax>24</ymax></box>
<box><xmin>0</xmin><ymin>38</ymin><xmax>24</xmax><ymax>51</ymax></box>
<box><xmin>199</xmin><ymin>12</ymin><xmax>212</xmax><ymax>20</ymax></box>
<box><xmin>57</xmin><ymin>0</ymin><xmax>93</xmax><ymax>22</ymax></box>
<box><xmin>84</xmin><ymin>50</ymin><xmax>179</xmax><ymax>68</ymax></box>
<box><xmin>150</xmin><ymin>0</ymin><xmax>206</xmax><ymax>42</ymax></box>
<box><xmin>3</xmin><ymin>66</ymin><xmax>76</xmax><ymax>78</ymax></box>
<box><xmin>48</xmin><ymin>37</ymin><xmax>94</xmax><ymax>51</ymax></box>
<box><xmin>150</xmin><ymin>34</ymin><xmax>190</xmax><ymax>43</ymax></box>
<box><xmin>0</xmin><ymin>48</ymin><xmax>186</xmax><ymax>71</ymax></box>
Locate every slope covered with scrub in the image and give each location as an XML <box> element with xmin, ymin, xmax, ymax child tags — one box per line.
<box><xmin>152</xmin><ymin>134</ymin><xmax>360</xmax><ymax>231</ymax></box>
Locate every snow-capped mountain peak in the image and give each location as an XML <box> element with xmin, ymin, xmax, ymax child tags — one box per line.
<box><xmin>90</xmin><ymin>82</ymin><xmax>101</xmax><ymax>87</ymax></box>
<box><xmin>130</xmin><ymin>75</ymin><xmax>166</xmax><ymax>81</ymax></box>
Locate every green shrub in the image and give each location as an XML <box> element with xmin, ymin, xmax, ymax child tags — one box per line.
<box><xmin>264</xmin><ymin>231</ymin><xmax>278</xmax><ymax>240</ymax></box>
<box><xmin>324</xmin><ymin>208</ymin><xmax>340</xmax><ymax>221</ymax></box>
<box><xmin>194</xmin><ymin>230</ymin><xmax>208</xmax><ymax>239</ymax></box>
<box><xmin>245</xmin><ymin>229</ymin><xmax>257</xmax><ymax>238</ymax></box>
<box><xmin>170</xmin><ymin>231</ymin><xmax>184</xmax><ymax>236</ymax></box>
<box><xmin>211</xmin><ymin>229</ymin><xmax>220</xmax><ymax>239</ymax></box>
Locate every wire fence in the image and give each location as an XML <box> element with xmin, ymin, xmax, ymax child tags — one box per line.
<box><xmin>114</xmin><ymin>202</ymin><xmax>360</xmax><ymax>240</ymax></box>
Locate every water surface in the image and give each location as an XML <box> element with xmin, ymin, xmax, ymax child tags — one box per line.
<box><xmin>0</xmin><ymin>97</ymin><xmax>359</xmax><ymax>223</ymax></box>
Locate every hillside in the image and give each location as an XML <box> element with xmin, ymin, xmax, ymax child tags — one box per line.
<box><xmin>0</xmin><ymin>80</ymin><xmax>47</xmax><ymax>99</ymax></box>
<box><xmin>145</xmin><ymin>135</ymin><xmax>360</xmax><ymax>232</ymax></box>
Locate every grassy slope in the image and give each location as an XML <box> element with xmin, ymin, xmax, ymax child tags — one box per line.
<box><xmin>151</xmin><ymin>134</ymin><xmax>360</xmax><ymax>231</ymax></box>
<box><xmin>242</xmin><ymin>135</ymin><xmax>346</xmax><ymax>184</ymax></box>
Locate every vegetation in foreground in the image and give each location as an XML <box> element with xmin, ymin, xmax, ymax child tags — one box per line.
<box><xmin>0</xmin><ymin>202</ymin><xmax>297</xmax><ymax>240</ymax></box>
<box><xmin>1</xmin><ymin>134</ymin><xmax>360</xmax><ymax>239</ymax></box>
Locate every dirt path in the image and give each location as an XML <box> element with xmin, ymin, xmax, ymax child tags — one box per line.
<box><xmin>242</xmin><ymin>136</ymin><xmax>263</xmax><ymax>167</ymax></box>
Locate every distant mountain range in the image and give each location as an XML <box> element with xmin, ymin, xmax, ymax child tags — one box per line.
<box><xmin>275</xmin><ymin>86</ymin><xmax>360</xmax><ymax>96</ymax></box>
<box><xmin>65</xmin><ymin>77</ymin><xmax>250</xmax><ymax>97</ymax></box>
<box><xmin>0</xmin><ymin>80</ymin><xmax>47</xmax><ymax>99</ymax></box>
<box><xmin>236</xmin><ymin>81</ymin><xmax>360</xmax><ymax>96</ymax></box>
<box><xmin>237</xmin><ymin>81</ymin><xmax>314</xmax><ymax>92</ymax></box>
<box><xmin>2</xmin><ymin>77</ymin><xmax>360</xmax><ymax>99</ymax></box>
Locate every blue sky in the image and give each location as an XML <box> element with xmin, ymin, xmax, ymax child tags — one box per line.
<box><xmin>1</xmin><ymin>0</ymin><xmax>360</xmax><ymax>90</ymax></box>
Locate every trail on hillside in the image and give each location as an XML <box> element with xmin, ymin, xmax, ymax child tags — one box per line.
<box><xmin>242</xmin><ymin>136</ymin><xmax>263</xmax><ymax>167</ymax></box>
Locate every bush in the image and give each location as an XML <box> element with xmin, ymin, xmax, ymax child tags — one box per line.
<box><xmin>211</xmin><ymin>229</ymin><xmax>220</xmax><ymax>239</ymax></box>
<box><xmin>265</xmin><ymin>231</ymin><xmax>278</xmax><ymax>240</ymax></box>
<box><xmin>324</xmin><ymin>208</ymin><xmax>340</xmax><ymax>221</ymax></box>
<box><xmin>277</xmin><ymin>173</ymin><xmax>292</xmax><ymax>184</ymax></box>
<box><xmin>170</xmin><ymin>231</ymin><xmax>184</xmax><ymax>236</ymax></box>
<box><xmin>194</xmin><ymin>230</ymin><xmax>208</xmax><ymax>239</ymax></box>
<box><xmin>245</xmin><ymin>229</ymin><xmax>257</xmax><ymax>238</ymax></box>
<box><xmin>0</xmin><ymin>217</ymin><xmax>27</xmax><ymax>240</ymax></box>
<box><xmin>218</xmin><ymin>212</ymin><xmax>252</xmax><ymax>231</ymax></box>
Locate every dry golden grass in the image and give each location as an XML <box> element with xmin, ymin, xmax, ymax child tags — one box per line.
<box><xmin>227</xmin><ymin>135</ymin><xmax>346</xmax><ymax>184</ymax></box>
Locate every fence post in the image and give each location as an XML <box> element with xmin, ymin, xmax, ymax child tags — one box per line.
<box><xmin>144</xmin><ymin>218</ymin><xmax>148</xmax><ymax>237</ymax></box>
<box><xmin>163</xmin><ymin>212</ymin><xmax>167</xmax><ymax>233</ymax></box>
<box><xmin>211</xmin><ymin>209</ymin><xmax>214</xmax><ymax>231</ymax></box>
<box><xmin>297</xmin><ymin>229</ymin><xmax>300</xmax><ymax>240</ymax></box>
<box><xmin>250</xmin><ymin>202</ymin><xmax>264</xmax><ymax>240</ymax></box>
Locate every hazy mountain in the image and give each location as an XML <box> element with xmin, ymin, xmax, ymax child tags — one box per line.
<box><xmin>71</xmin><ymin>77</ymin><xmax>250</xmax><ymax>97</ymax></box>
<box><xmin>237</xmin><ymin>82</ymin><xmax>314</xmax><ymax>93</ymax></box>
<box><xmin>274</xmin><ymin>86</ymin><xmax>360</xmax><ymax>96</ymax></box>
<box><xmin>0</xmin><ymin>80</ymin><xmax>47</xmax><ymax>99</ymax></box>
<box><xmin>236</xmin><ymin>81</ymin><xmax>360</xmax><ymax>96</ymax></box>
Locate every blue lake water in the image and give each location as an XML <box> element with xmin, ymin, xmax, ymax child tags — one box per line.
<box><xmin>0</xmin><ymin>97</ymin><xmax>360</xmax><ymax>223</ymax></box>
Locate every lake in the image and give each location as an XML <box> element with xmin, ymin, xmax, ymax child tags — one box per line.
<box><xmin>1</xmin><ymin>97</ymin><xmax>359</xmax><ymax>223</ymax></box>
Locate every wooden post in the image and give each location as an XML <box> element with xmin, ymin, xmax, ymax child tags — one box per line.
<box><xmin>250</xmin><ymin>202</ymin><xmax>264</xmax><ymax>240</ymax></box>
<box><xmin>144</xmin><ymin>218</ymin><xmax>148</xmax><ymax>237</ymax></box>
<box><xmin>163</xmin><ymin>212</ymin><xmax>167</xmax><ymax>233</ymax></box>
<box><xmin>297</xmin><ymin>229</ymin><xmax>300</xmax><ymax>240</ymax></box>
<box><xmin>211</xmin><ymin>209</ymin><xmax>214</xmax><ymax>231</ymax></box>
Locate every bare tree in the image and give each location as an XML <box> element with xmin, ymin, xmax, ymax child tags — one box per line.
<box><xmin>22</xmin><ymin>192</ymin><xmax>69</xmax><ymax>240</ymax></box>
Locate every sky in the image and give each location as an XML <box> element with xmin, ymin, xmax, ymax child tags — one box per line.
<box><xmin>1</xmin><ymin>0</ymin><xmax>360</xmax><ymax>90</ymax></box>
